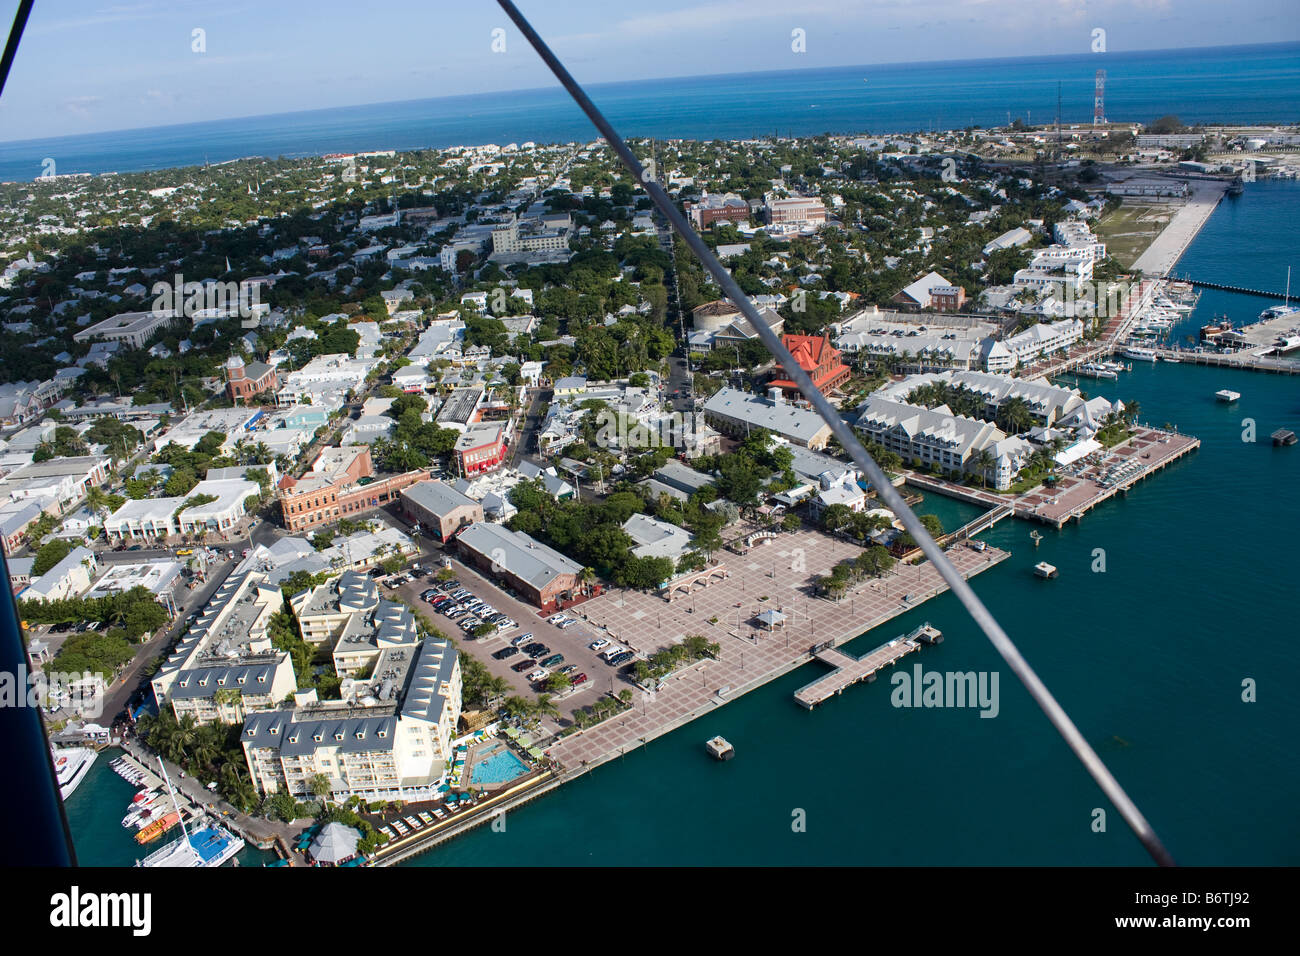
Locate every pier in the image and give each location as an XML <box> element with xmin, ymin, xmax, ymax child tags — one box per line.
<box><xmin>1139</xmin><ymin>346</ymin><xmax>1300</xmax><ymax>374</ymax></box>
<box><xmin>794</xmin><ymin>624</ymin><xmax>942</xmax><ymax>709</ymax></box>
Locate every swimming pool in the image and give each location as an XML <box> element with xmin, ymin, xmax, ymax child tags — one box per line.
<box><xmin>469</xmin><ymin>746</ymin><xmax>529</xmax><ymax>785</ymax></box>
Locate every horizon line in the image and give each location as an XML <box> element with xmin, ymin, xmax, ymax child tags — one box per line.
<box><xmin>2</xmin><ymin>38</ymin><xmax>1297</xmax><ymax>149</ymax></box>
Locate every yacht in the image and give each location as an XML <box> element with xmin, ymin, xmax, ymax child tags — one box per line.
<box><xmin>1260</xmin><ymin>267</ymin><xmax>1295</xmax><ymax>321</ymax></box>
<box><xmin>52</xmin><ymin>747</ymin><xmax>97</xmax><ymax>801</ymax></box>
<box><xmin>1122</xmin><ymin>346</ymin><xmax>1157</xmax><ymax>362</ymax></box>
<box><xmin>135</xmin><ymin>757</ymin><xmax>244</xmax><ymax>868</ymax></box>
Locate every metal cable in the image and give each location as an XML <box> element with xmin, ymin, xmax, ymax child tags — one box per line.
<box><xmin>495</xmin><ymin>0</ymin><xmax>1175</xmax><ymax>866</ymax></box>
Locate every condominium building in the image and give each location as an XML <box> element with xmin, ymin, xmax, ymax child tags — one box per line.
<box><xmin>1002</xmin><ymin>318</ymin><xmax>1085</xmax><ymax>365</ymax></box>
<box><xmin>241</xmin><ymin>636</ymin><xmax>461</xmax><ymax>802</ymax></box>
<box><xmin>151</xmin><ymin>570</ymin><xmax>291</xmax><ymax>725</ymax></box>
<box><xmin>854</xmin><ymin>396</ymin><xmax>1011</xmax><ymax>487</ymax></box>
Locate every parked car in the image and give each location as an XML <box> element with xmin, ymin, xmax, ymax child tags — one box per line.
<box><xmin>523</xmin><ymin>643</ymin><xmax>549</xmax><ymax>658</ymax></box>
<box><xmin>510</xmin><ymin>633</ymin><xmax>533</xmax><ymax>647</ymax></box>
<box><xmin>526</xmin><ymin>669</ymin><xmax>549</xmax><ymax>683</ymax></box>
<box><xmin>539</xmin><ymin>654</ymin><xmax>564</xmax><ymax>668</ymax></box>
<box><xmin>600</xmin><ymin>646</ymin><xmax>626</xmax><ymax>661</ymax></box>
<box><xmin>571</xmin><ymin>673</ymin><xmax>589</xmax><ymax>686</ymax></box>
<box><xmin>589</xmin><ymin>639</ymin><xmax>609</xmax><ymax>651</ymax></box>
<box><xmin>547</xmin><ymin>613</ymin><xmax>567</xmax><ymax>625</ymax></box>
<box><xmin>559</xmin><ymin>664</ymin><xmax>578</xmax><ymax>675</ymax></box>
<box><xmin>558</xmin><ymin>619</ymin><xmax>578</xmax><ymax>629</ymax></box>
<box><xmin>607</xmin><ymin>651</ymin><xmax>634</xmax><ymax>666</ymax></box>
<box><xmin>511</xmin><ymin>660</ymin><xmax>536</xmax><ymax>673</ymax></box>
<box><xmin>493</xmin><ymin>647</ymin><xmax>519</xmax><ymax>660</ymax></box>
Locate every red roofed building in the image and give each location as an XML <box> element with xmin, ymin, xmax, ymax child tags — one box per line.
<box><xmin>769</xmin><ymin>332</ymin><xmax>851</xmax><ymax>395</ymax></box>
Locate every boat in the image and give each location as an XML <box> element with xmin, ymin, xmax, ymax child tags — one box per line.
<box><xmin>1215</xmin><ymin>389</ymin><xmax>1241</xmax><ymax>403</ymax></box>
<box><xmin>135</xmin><ymin>811</ymin><xmax>181</xmax><ymax>844</ymax></box>
<box><xmin>1076</xmin><ymin>362</ymin><xmax>1118</xmax><ymax>380</ymax></box>
<box><xmin>1033</xmin><ymin>562</ymin><xmax>1059</xmax><ymax>579</ymax></box>
<box><xmin>1270</xmin><ymin>429</ymin><xmax>1297</xmax><ymax>447</ymax></box>
<box><xmin>52</xmin><ymin>747</ymin><xmax>97</xmax><ymax>801</ymax></box>
<box><xmin>705</xmin><ymin>736</ymin><xmax>735</xmax><ymax>760</ymax></box>
<box><xmin>137</xmin><ymin>823</ymin><xmax>244</xmax><ymax>867</ymax></box>
<box><xmin>1122</xmin><ymin>346</ymin><xmax>1157</xmax><ymax>362</ymax></box>
<box><xmin>135</xmin><ymin>757</ymin><xmax>244</xmax><ymax>867</ymax></box>
<box><xmin>1161</xmin><ymin>355</ymin><xmax>1181</xmax><ymax>363</ymax></box>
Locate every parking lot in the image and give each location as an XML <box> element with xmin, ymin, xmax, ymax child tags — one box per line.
<box><xmin>386</xmin><ymin>554</ymin><xmax>628</xmax><ymax>705</ymax></box>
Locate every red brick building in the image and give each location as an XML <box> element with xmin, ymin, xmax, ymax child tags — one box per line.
<box><xmin>929</xmin><ymin>285</ymin><xmax>967</xmax><ymax>311</ymax></box>
<box><xmin>769</xmin><ymin>332</ymin><xmax>851</xmax><ymax>394</ymax></box>
<box><xmin>278</xmin><ymin>446</ymin><xmax>428</xmax><ymax>531</ymax></box>
<box><xmin>224</xmin><ymin>356</ymin><xmax>279</xmax><ymax>404</ymax></box>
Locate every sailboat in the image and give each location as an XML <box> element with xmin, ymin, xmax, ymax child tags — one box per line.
<box><xmin>136</xmin><ymin>758</ymin><xmax>243</xmax><ymax>867</ymax></box>
<box><xmin>1260</xmin><ymin>267</ymin><xmax>1298</xmax><ymax>321</ymax></box>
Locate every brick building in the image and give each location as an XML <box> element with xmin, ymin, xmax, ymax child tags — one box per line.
<box><xmin>278</xmin><ymin>446</ymin><xmax>427</xmax><ymax>532</ymax></box>
<box><xmin>225</xmin><ymin>355</ymin><xmax>279</xmax><ymax>403</ymax></box>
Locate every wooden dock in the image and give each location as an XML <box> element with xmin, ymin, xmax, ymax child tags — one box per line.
<box><xmin>794</xmin><ymin>624</ymin><xmax>942</xmax><ymax>710</ymax></box>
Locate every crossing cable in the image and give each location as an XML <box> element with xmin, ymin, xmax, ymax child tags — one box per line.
<box><xmin>495</xmin><ymin>0</ymin><xmax>1175</xmax><ymax>866</ymax></box>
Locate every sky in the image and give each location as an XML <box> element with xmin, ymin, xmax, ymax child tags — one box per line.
<box><xmin>0</xmin><ymin>0</ymin><xmax>1296</xmax><ymax>142</ymax></box>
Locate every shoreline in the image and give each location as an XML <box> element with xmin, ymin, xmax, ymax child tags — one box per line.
<box><xmin>378</xmin><ymin>542</ymin><xmax>1010</xmax><ymax>865</ymax></box>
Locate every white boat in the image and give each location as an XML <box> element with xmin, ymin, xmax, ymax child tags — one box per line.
<box><xmin>135</xmin><ymin>757</ymin><xmax>244</xmax><ymax>868</ymax></box>
<box><xmin>1215</xmin><ymin>389</ymin><xmax>1241</xmax><ymax>403</ymax></box>
<box><xmin>1260</xmin><ymin>304</ymin><xmax>1300</xmax><ymax>321</ymax></box>
<box><xmin>1033</xmin><ymin>562</ymin><xmax>1059</xmax><ymax>579</ymax></box>
<box><xmin>52</xmin><ymin>747</ymin><xmax>97</xmax><ymax>801</ymax></box>
<box><xmin>1123</xmin><ymin>347</ymin><xmax>1158</xmax><ymax>362</ymax></box>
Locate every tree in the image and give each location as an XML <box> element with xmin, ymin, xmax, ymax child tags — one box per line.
<box><xmin>32</xmin><ymin>539</ymin><xmax>72</xmax><ymax>576</ymax></box>
<box><xmin>309</xmin><ymin>773</ymin><xmax>332</xmax><ymax>806</ymax></box>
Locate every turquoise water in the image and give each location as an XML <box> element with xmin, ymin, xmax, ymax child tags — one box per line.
<box><xmin>470</xmin><ymin>747</ymin><xmax>531</xmax><ymax>786</ymax></box>
<box><xmin>2</xmin><ymin>42</ymin><xmax>1296</xmax><ymax>180</ymax></box>
<box><xmin>396</xmin><ymin>182</ymin><xmax>1300</xmax><ymax>867</ymax></box>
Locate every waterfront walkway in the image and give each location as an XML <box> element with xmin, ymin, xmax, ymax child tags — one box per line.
<box><xmin>547</xmin><ymin>538</ymin><xmax>1008</xmax><ymax>771</ymax></box>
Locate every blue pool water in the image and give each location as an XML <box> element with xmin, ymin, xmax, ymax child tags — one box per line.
<box><xmin>470</xmin><ymin>748</ymin><xmax>529</xmax><ymax>786</ymax></box>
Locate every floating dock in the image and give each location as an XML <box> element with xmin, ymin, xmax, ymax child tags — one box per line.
<box><xmin>794</xmin><ymin>624</ymin><xmax>942</xmax><ymax>710</ymax></box>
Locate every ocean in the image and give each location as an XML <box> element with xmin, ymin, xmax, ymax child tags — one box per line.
<box><xmin>2</xmin><ymin>42</ymin><xmax>1298</xmax><ymax>182</ymax></box>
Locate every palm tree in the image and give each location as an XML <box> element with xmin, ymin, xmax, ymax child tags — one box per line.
<box><xmin>534</xmin><ymin>694</ymin><xmax>561</xmax><ymax>722</ymax></box>
<box><xmin>972</xmin><ymin>447</ymin><xmax>995</xmax><ymax>489</ymax></box>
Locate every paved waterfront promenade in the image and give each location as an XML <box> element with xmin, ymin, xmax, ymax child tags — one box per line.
<box><xmin>547</xmin><ymin>535</ymin><xmax>1007</xmax><ymax>770</ymax></box>
<box><xmin>1132</xmin><ymin>180</ymin><xmax>1228</xmax><ymax>276</ymax></box>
